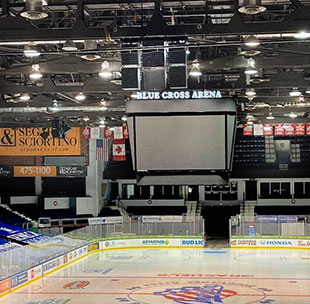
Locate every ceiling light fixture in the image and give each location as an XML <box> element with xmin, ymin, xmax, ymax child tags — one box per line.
<box><xmin>50</xmin><ymin>100</ymin><xmax>59</xmax><ymax>112</ymax></box>
<box><xmin>81</xmin><ymin>40</ymin><xmax>101</xmax><ymax>61</ymax></box>
<box><xmin>20</xmin><ymin>93</ymin><xmax>31</xmax><ymax>102</ymax></box>
<box><xmin>245</xmin><ymin>88</ymin><xmax>256</xmax><ymax>97</ymax></box>
<box><xmin>29</xmin><ymin>64</ymin><xmax>43</xmax><ymax>80</ymax></box>
<box><xmin>293</xmin><ymin>31</ymin><xmax>310</xmax><ymax>39</ymax></box>
<box><xmin>238</xmin><ymin>0</ymin><xmax>266</xmax><ymax>15</ymax></box>
<box><xmin>21</xmin><ymin>0</ymin><xmax>48</xmax><ymax>20</ymax></box>
<box><xmin>245</xmin><ymin>58</ymin><xmax>258</xmax><ymax>75</ymax></box>
<box><xmin>23</xmin><ymin>44</ymin><xmax>41</xmax><ymax>58</ymax></box>
<box><xmin>121</xmin><ymin>116</ymin><xmax>127</xmax><ymax>121</ymax></box>
<box><xmin>62</xmin><ymin>40</ymin><xmax>78</xmax><ymax>51</ymax></box>
<box><xmin>98</xmin><ymin>61</ymin><xmax>113</xmax><ymax>78</ymax></box>
<box><xmin>189</xmin><ymin>60</ymin><xmax>202</xmax><ymax>77</ymax></box>
<box><xmin>131</xmin><ymin>92</ymin><xmax>138</xmax><ymax>99</ymax></box>
<box><xmin>75</xmin><ymin>92</ymin><xmax>86</xmax><ymax>101</ymax></box>
<box><xmin>246</xmin><ymin>113</ymin><xmax>254</xmax><ymax>120</ymax></box>
<box><xmin>266</xmin><ymin>112</ymin><xmax>275</xmax><ymax>120</ymax></box>
<box><xmin>289</xmin><ymin>88</ymin><xmax>302</xmax><ymax>97</ymax></box>
<box><xmin>245</xmin><ymin>65</ymin><xmax>258</xmax><ymax>75</ymax></box>
<box><xmin>305</xmin><ymin>87</ymin><xmax>310</xmax><ymax>94</ymax></box>
<box><xmin>244</xmin><ymin>35</ymin><xmax>260</xmax><ymax>47</ymax></box>
<box><xmin>289</xmin><ymin>112</ymin><xmax>298</xmax><ymax>118</ymax></box>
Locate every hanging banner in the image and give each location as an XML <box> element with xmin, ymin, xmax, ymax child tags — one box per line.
<box><xmin>81</xmin><ymin>127</ymin><xmax>91</xmax><ymax>139</ymax></box>
<box><xmin>114</xmin><ymin>126</ymin><xmax>124</xmax><ymax>139</ymax></box>
<box><xmin>253</xmin><ymin>124</ymin><xmax>263</xmax><ymax>136</ymax></box>
<box><xmin>284</xmin><ymin>123</ymin><xmax>294</xmax><ymax>136</ymax></box>
<box><xmin>243</xmin><ymin>124</ymin><xmax>253</xmax><ymax>136</ymax></box>
<box><xmin>0</xmin><ymin>128</ymin><xmax>80</xmax><ymax>156</ymax></box>
<box><xmin>294</xmin><ymin>123</ymin><xmax>305</xmax><ymax>136</ymax></box>
<box><xmin>104</xmin><ymin>127</ymin><xmax>114</xmax><ymax>139</ymax></box>
<box><xmin>112</xmin><ymin>139</ymin><xmax>126</xmax><ymax>161</ymax></box>
<box><xmin>90</xmin><ymin>127</ymin><xmax>100</xmax><ymax>139</ymax></box>
<box><xmin>307</xmin><ymin>123</ymin><xmax>310</xmax><ymax>135</ymax></box>
<box><xmin>274</xmin><ymin>123</ymin><xmax>285</xmax><ymax>136</ymax></box>
<box><xmin>263</xmin><ymin>124</ymin><xmax>273</xmax><ymax>136</ymax></box>
<box><xmin>123</xmin><ymin>126</ymin><xmax>129</xmax><ymax>139</ymax></box>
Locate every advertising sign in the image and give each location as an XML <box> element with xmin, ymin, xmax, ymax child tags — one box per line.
<box><xmin>142</xmin><ymin>216</ymin><xmax>183</xmax><ymax>223</ymax></box>
<box><xmin>57</xmin><ymin>166</ymin><xmax>86</xmax><ymax>177</ymax></box>
<box><xmin>230</xmin><ymin>238</ymin><xmax>310</xmax><ymax>249</ymax></box>
<box><xmin>0</xmin><ymin>127</ymin><xmax>81</xmax><ymax>156</ymax></box>
<box><xmin>28</xmin><ymin>265</ymin><xmax>42</xmax><ymax>281</ymax></box>
<box><xmin>88</xmin><ymin>217</ymin><xmax>123</xmax><ymax>225</ymax></box>
<box><xmin>0</xmin><ymin>279</ymin><xmax>10</xmax><ymax>294</ymax></box>
<box><xmin>14</xmin><ymin>166</ymin><xmax>57</xmax><ymax>177</ymax></box>
<box><xmin>0</xmin><ymin>166</ymin><xmax>13</xmax><ymax>177</ymax></box>
<box><xmin>180</xmin><ymin>239</ymin><xmax>204</xmax><ymax>247</ymax></box>
<box><xmin>11</xmin><ymin>271</ymin><xmax>28</xmax><ymax>289</ymax></box>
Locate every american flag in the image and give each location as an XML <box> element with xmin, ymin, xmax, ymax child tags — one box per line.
<box><xmin>96</xmin><ymin>139</ymin><xmax>109</xmax><ymax>162</ymax></box>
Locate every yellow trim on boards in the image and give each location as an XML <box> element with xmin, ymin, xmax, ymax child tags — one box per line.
<box><xmin>0</xmin><ymin>244</ymin><xmax>203</xmax><ymax>298</ymax></box>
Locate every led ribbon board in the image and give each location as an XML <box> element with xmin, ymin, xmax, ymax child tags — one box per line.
<box><xmin>136</xmin><ymin>90</ymin><xmax>222</xmax><ymax>100</ymax></box>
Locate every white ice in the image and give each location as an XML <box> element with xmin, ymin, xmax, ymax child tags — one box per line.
<box><xmin>1</xmin><ymin>248</ymin><xmax>310</xmax><ymax>303</ymax></box>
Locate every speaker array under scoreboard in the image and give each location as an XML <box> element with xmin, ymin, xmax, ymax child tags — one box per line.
<box><xmin>121</xmin><ymin>50</ymin><xmax>141</xmax><ymax>90</ymax></box>
<box><xmin>121</xmin><ymin>39</ymin><xmax>188</xmax><ymax>90</ymax></box>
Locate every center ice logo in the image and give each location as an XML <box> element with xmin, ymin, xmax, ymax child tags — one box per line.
<box><xmin>154</xmin><ymin>284</ymin><xmax>237</xmax><ymax>303</ymax></box>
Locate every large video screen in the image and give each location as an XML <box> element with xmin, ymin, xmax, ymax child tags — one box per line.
<box><xmin>132</xmin><ymin>115</ymin><xmax>228</xmax><ymax>171</ymax></box>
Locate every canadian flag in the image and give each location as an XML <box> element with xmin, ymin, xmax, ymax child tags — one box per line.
<box><xmin>104</xmin><ymin>127</ymin><xmax>114</xmax><ymax>139</ymax></box>
<box><xmin>112</xmin><ymin>139</ymin><xmax>126</xmax><ymax>161</ymax></box>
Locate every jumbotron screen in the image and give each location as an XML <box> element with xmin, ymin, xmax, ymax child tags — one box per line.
<box><xmin>128</xmin><ymin>114</ymin><xmax>235</xmax><ymax>171</ymax></box>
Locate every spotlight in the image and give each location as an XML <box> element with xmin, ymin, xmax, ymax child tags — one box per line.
<box><xmin>289</xmin><ymin>88</ymin><xmax>302</xmax><ymax>97</ymax></box>
<box><xmin>75</xmin><ymin>92</ymin><xmax>86</xmax><ymax>101</ymax></box>
<box><xmin>189</xmin><ymin>60</ymin><xmax>202</xmax><ymax>77</ymax></box>
<box><xmin>20</xmin><ymin>93</ymin><xmax>31</xmax><ymax>102</ymax></box>
<box><xmin>245</xmin><ymin>88</ymin><xmax>256</xmax><ymax>97</ymax></box>
<box><xmin>98</xmin><ymin>61</ymin><xmax>112</xmax><ymax>78</ymax></box>
<box><xmin>294</xmin><ymin>31</ymin><xmax>310</xmax><ymax>39</ymax></box>
<box><xmin>62</xmin><ymin>40</ymin><xmax>78</xmax><ymax>51</ymax></box>
<box><xmin>289</xmin><ymin>112</ymin><xmax>297</xmax><ymax>118</ymax></box>
<box><xmin>266</xmin><ymin>112</ymin><xmax>275</xmax><ymax>120</ymax></box>
<box><xmin>244</xmin><ymin>35</ymin><xmax>260</xmax><ymax>47</ymax></box>
<box><xmin>29</xmin><ymin>64</ymin><xmax>42</xmax><ymax>80</ymax></box>
<box><xmin>23</xmin><ymin>44</ymin><xmax>41</xmax><ymax>58</ymax></box>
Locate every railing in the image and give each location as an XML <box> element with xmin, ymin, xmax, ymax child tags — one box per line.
<box><xmin>230</xmin><ymin>214</ymin><xmax>310</xmax><ymax>238</ymax></box>
<box><xmin>0</xmin><ymin>216</ymin><xmax>204</xmax><ymax>281</ymax></box>
<box><xmin>66</xmin><ymin>216</ymin><xmax>204</xmax><ymax>240</ymax></box>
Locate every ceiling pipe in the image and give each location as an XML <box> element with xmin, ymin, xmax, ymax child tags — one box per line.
<box><xmin>0</xmin><ymin>105</ymin><xmax>113</xmax><ymax>113</ymax></box>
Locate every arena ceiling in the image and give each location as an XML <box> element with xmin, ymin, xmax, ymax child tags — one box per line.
<box><xmin>1</xmin><ymin>0</ymin><xmax>310</xmax><ymax>127</ymax></box>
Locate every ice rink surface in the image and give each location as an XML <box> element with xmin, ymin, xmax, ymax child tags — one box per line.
<box><xmin>1</xmin><ymin>248</ymin><xmax>310</xmax><ymax>304</ymax></box>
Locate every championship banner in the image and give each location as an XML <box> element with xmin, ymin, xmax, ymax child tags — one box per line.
<box><xmin>0</xmin><ymin>127</ymin><xmax>81</xmax><ymax>156</ymax></box>
<box><xmin>274</xmin><ymin>124</ymin><xmax>284</xmax><ymax>136</ymax></box>
<box><xmin>263</xmin><ymin>124</ymin><xmax>273</xmax><ymax>136</ymax></box>
<box><xmin>243</xmin><ymin>124</ymin><xmax>253</xmax><ymax>136</ymax></box>
<box><xmin>294</xmin><ymin>123</ymin><xmax>305</xmax><ymax>136</ymax></box>
<box><xmin>284</xmin><ymin>123</ymin><xmax>294</xmax><ymax>136</ymax></box>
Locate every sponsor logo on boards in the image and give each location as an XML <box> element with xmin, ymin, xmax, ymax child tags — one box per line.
<box><xmin>181</xmin><ymin>239</ymin><xmax>204</xmax><ymax>246</ymax></box>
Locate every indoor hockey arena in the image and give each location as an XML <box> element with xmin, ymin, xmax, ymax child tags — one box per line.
<box><xmin>0</xmin><ymin>1</ymin><xmax>310</xmax><ymax>303</ymax></box>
